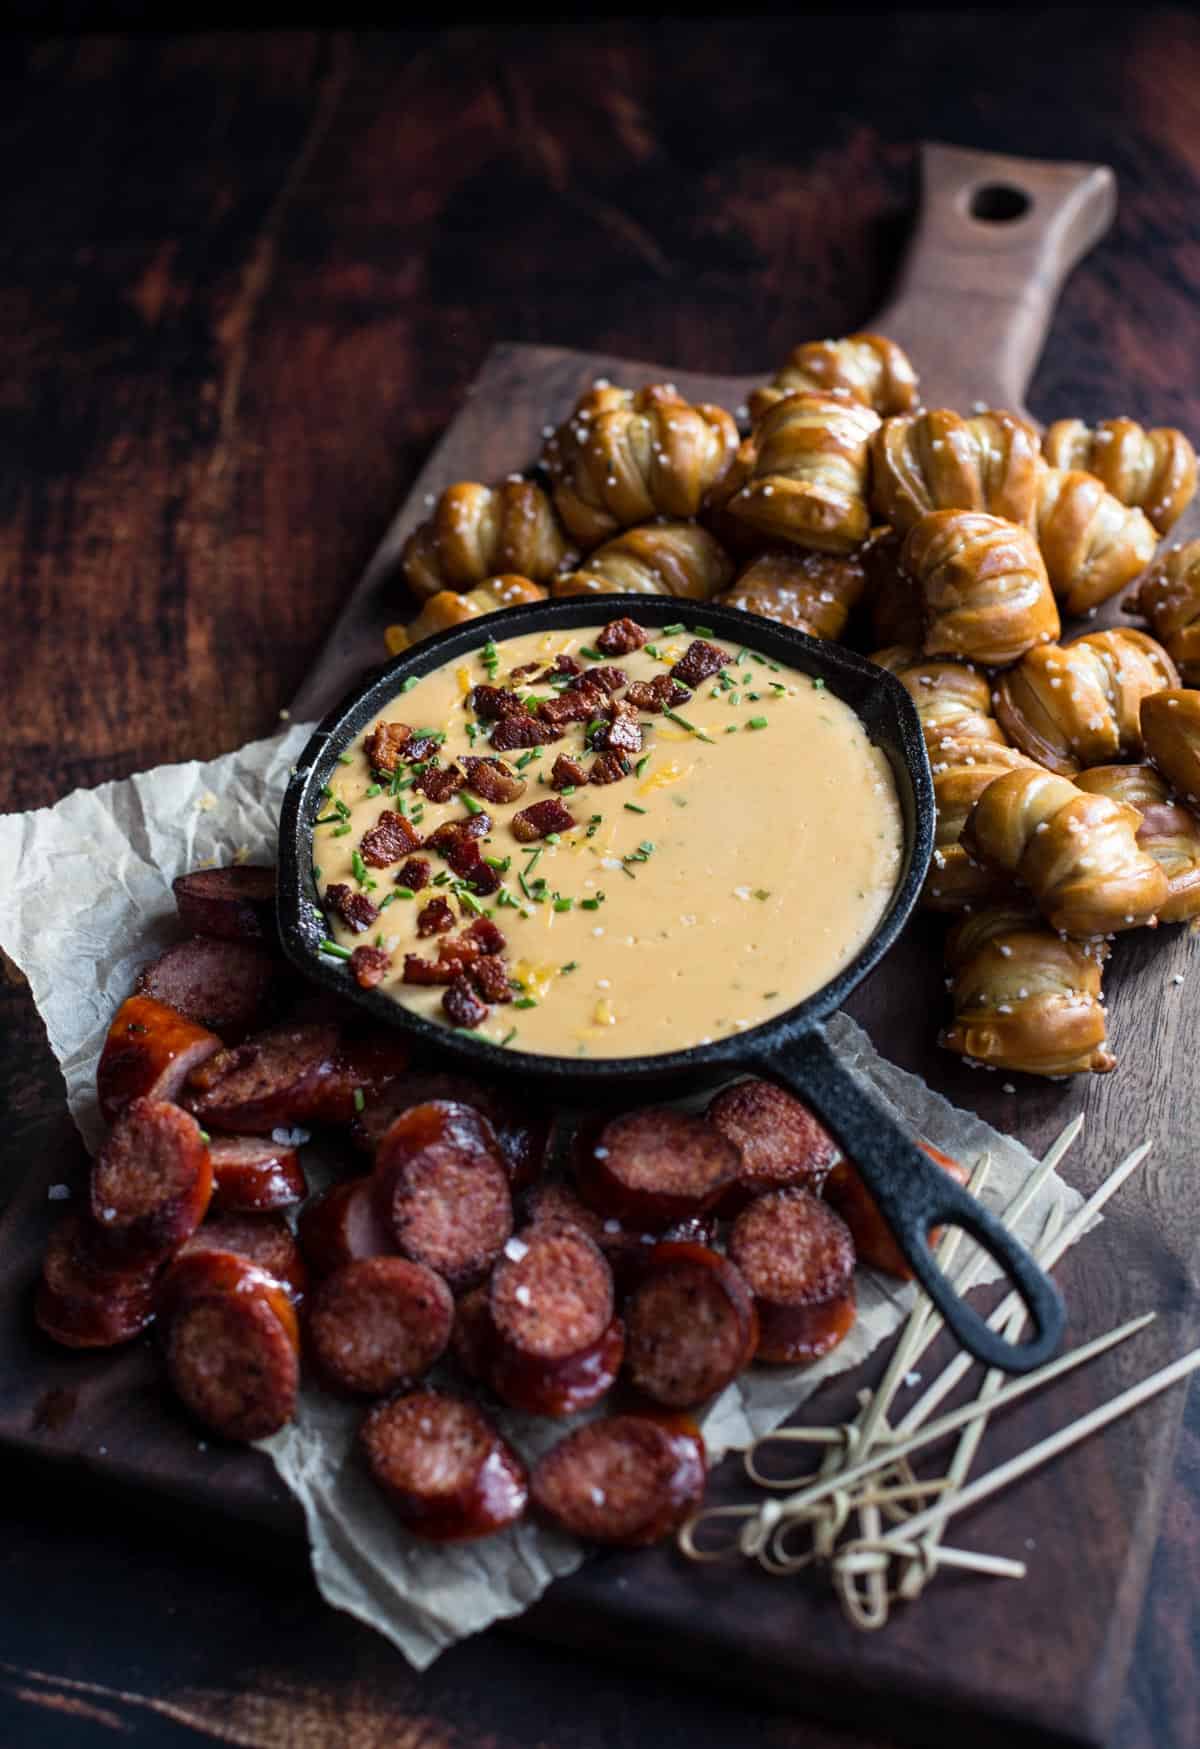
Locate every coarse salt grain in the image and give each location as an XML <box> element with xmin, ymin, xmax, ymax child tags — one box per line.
<box><xmin>503</xmin><ymin>1237</ymin><xmax>529</xmax><ymax>1263</ymax></box>
<box><xmin>514</xmin><ymin>1284</ymin><xmax>532</xmax><ymax>1306</ymax></box>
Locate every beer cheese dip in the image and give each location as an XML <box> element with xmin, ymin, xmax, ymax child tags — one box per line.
<box><xmin>314</xmin><ymin>618</ymin><xmax>903</xmax><ymax>1057</ymax></box>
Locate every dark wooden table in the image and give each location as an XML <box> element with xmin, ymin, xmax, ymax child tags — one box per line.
<box><xmin>2</xmin><ymin>17</ymin><xmax>1199</xmax><ymax>1747</ymax></box>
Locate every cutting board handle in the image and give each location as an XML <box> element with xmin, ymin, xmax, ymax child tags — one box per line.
<box><xmin>874</xmin><ymin>142</ymin><xmax>1117</xmax><ymax>417</ymax></box>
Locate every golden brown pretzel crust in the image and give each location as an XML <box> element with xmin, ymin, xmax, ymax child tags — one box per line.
<box><xmin>717</xmin><ymin>548</ymin><xmax>866</xmax><ymax>640</ymax></box>
<box><xmin>871</xmin><ymin>648</ymin><xmax>1005</xmax><ymax>748</ymax></box>
<box><xmin>401</xmin><ymin>481</ymin><xmax>574</xmax><ymax>600</ymax></box>
<box><xmin>962</xmin><ymin>765</ymin><xmax>1168</xmax><ymax>936</ymax></box>
<box><xmin>1035</xmin><ymin>466</ymin><xmax>1158</xmax><ymax>615</ymax></box>
<box><xmin>542</xmin><ymin>384</ymin><xmax>739</xmax><ymax>548</ymax></box>
<box><xmin>870</xmin><ymin>409</ymin><xmax>1043</xmax><ymax>535</ymax></box>
<box><xmin>941</xmin><ymin>905</ymin><xmax>1114</xmax><ymax>1076</ymax></box>
<box><xmin>747</xmin><ymin>332</ymin><xmax>919</xmax><ymax>423</ymax></box>
<box><xmin>923</xmin><ymin>738</ymin><xmax>1035</xmax><ymax>912</ymax></box>
<box><xmin>1128</xmin><ymin>539</ymin><xmax>1200</xmax><ymax>684</ymax></box>
<box><xmin>1043</xmin><ymin>418</ymin><xmax>1197</xmax><ymax>535</ymax></box>
<box><xmin>389</xmin><ymin>574</ymin><xmax>547</xmax><ymax>650</ymax></box>
<box><xmin>903</xmin><ymin>510</ymin><xmax>1060</xmax><ymax>668</ymax></box>
<box><xmin>1140</xmin><ymin>688</ymin><xmax>1200</xmax><ymax>806</ymax></box>
<box><xmin>728</xmin><ymin>392</ymin><xmax>881</xmax><ymax>553</ymax></box>
<box><xmin>551</xmin><ymin>520</ymin><xmax>734</xmax><ymax>599</ymax></box>
<box><xmin>994</xmin><ymin>628</ymin><xmax>1179</xmax><ymax>774</ymax></box>
<box><xmin>1077</xmin><ymin>765</ymin><xmax>1200</xmax><ymax>924</ymax></box>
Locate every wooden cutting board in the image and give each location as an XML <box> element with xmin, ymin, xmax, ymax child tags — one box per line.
<box><xmin>2</xmin><ymin>143</ymin><xmax>1197</xmax><ymax>1749</ymax></box>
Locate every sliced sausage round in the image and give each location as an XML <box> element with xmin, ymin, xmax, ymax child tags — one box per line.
<box><xmin>208</xmin><ymin>1136</ymin><xmax>307</xmax><ymax>1212</ymax></box>
<box><xmin>622</xmin><ymin>1242</ymin><xmax>759</xmax><ymax>1408</ymax></box>
<box><xmin>488</xmin><ymin>1225</ymin><xmax>623</xmax><ymax>1415</ymax></box>
<box><xmin>574</xmin><ymin>1108</ymin><xmax>740</xmax><ymax>1231</ymax></box>
<box><xmin>185</xmin><ymin>1023</ymin><xmax>342</xmax><ymax>1135</ymax></box>
<box><xmin>298</xmin><ymin>1178</ymin><xmax>395</xmax><ymax>1278</ymax></box>
<box><xmin>707</xmin><ymin>1079</ymin><xmax>839</xmax><ymax>1212</ymax></box>
<box><xmin>308</xmin><ymin>1257</ymin><xmax>454</xmax><ymax>1396</ymax></box>
<box><xmin>172</xmin><ymin>865</ymin><xmax>277</xmax><ymax>943</ymax></box>
<box><xmin>89</xmin><ymin>1097</ymin><xmax>213</xmax><ymax>1263</ymax></box>
<box><xmin>96</xmin><ymin>994</ymin><xmax>223</xmax><ymax>1126</ymax></box>
<box><xmin>353</xmin><ymin>1072</ymin><xmax>551</xmax><ymax>1191</ymax></box>
<box><xmin>182</xmin><ymin>1210</ymin><xmax>309</xmax><ymax>1302</ymax></box>
<box><xmin>160</xmin><ymin>1249</ymin><xmax>299</xmax><ymax>1442</ymax></box>
<box><xmin>136</xmin><ymin>936</ymin><xmax>280</xmax><ymax>1039</ymax></box>
<box><xmin>374</xmin><ymin>1101</ymin><xmax>512</xmax><ymax>1290</ymax></box>
<box><xmin>36</xmin><ymin>1212</ymin><xmax>161</xmax><ymax>1350</ymax></box>
<box><xmin>522</xmin><ymin>1183</ymin><xmax>715</xmax><ymax>1297</ymax></box>
<box><xmin>823</xmin><ymin>1141</ymin><xmax>969</xmax><ymax>1280</ymax></box>
<box><xmin>530</xmin><ymin>1414</ymin><xmax>706</xmax><ymax>1547</ymax></box>
<box><xmin>728</xmin><ymin>1188</ymin><xmax>857</xmax><ymax>1365</ymax></box>
<box><xmin>360</xmin><ymin>1390</ymin><xmax>528</xmax><ymax>1542</ymax></box>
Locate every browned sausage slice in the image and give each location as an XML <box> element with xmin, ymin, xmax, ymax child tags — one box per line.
<box><xmin>575</xmin><ymin>1108</ymin><xmax>739</xmax><ymax>1231</ymax></box>
<box><xmin>360</xmin><ymin>1390</ymin><xmax>528</xmax><ymax>1541</ymax></box>
<box><xmin>354</xmin><ymin>1073</ymin><xmax>551</xmax><ymax>1191</ymax></box>
<box><xmin>172</xmin><ymin>865</ymin><xmax>276</xmax><ymax>942</ymax></box>
<box><xmin>208</xmin><ymin>1136</ymin><xmax>307</xmax><ymax>1212</ymax></box>
<box><xmin>90</xmin><ymin>1097</ymin><xmax>213</xmax><ymax>1263</ymax></box>
<box><xmin>136</xmin><ymin>937</ymin><xmax>280</xmax><ymax>1039</ymax></box>
<box><xmin>374</xmin><ymin>1101</ymin><xmax>512</xmax><ymax>1289</ymax></box>
<box><xmin>707</xmin><ymin>1079</ymin><xmax>839</xmax><ymax>1212</ymax></box>
<box><xmin>185</xmin><ymin>1023</ymin><xmax>342</xmax><ymax>1134</ymax></box>
<box><xmin>823</xmin><ymin>1141</ymin><xmax>969</xmax><ymax>1280</ymax></box>
<box><xmin>308</xmin><ymin>1256</ymin><xmax>453</xmax><ymax>1396</ymax></box>
<box><xmin>522</xmin><ymin>1183</ymin><xmax>715</xmax><ymax>1295</ymax></box>
<box><xmin>181</xmin><ymin>1211</ymin><xmax>309</xmax><ymax>1302</ymax></box>
<box><xmin>488</xmin><ymin>1225</ymin><xmax>623</xmax><ymax>1415</ymax></box>
<box><xmin>728</xmin><ymin>1188</ymin><xmax>857</xmax><ymax>1365</ymax></box>
<box><xmin>622</xmin><ymin>1242</ymin><xmax>759</xmax><ymax>1407</ymax></box>
<box><xmin>96</xmin><ymin>994</ymin><xmax>224</xmax><ymax>1126</ymax></box>
<box><xmin>159</xmin><ymin>1249</ymin><xmax>300</xmax><ymax>1441</ymax></box>
<box><xmin>35</xmin><ymin>1211</ymin><xmax>161</xmax><ymax>1349</ymax></box>
<box><xmin>530</xmin><ymin>1414</ymin><xmax>706</xmax><ymax>1546</ymax></box>
<box><xmin>302</xmin><ymin>1030</ymin><xmax>414</xmax><ymax>1127</ymax></box>
<box><xmin>298</xmin><ymin>1178</ymin><xmax>395</xmax><ymax>1278</ymax></box>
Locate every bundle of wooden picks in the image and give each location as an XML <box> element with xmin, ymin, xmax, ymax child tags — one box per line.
<box><xmin>679</xmin><ymin>1116</ymin><xmax>1200</xmax><ymax>1629</ymax></box>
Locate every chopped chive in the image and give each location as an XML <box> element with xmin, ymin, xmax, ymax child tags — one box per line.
<box><xmin>620</xmin><ymin>862</ymin><xmax>636</xmax><ymax>878</ymax></box>
<box><xmin>763</xmin><ymin>990</ymin><xmax>779</xmax><ymax>998</ymax></box>
<box><xmin>321</xmin><ymin>783</ymin><xmax>334</xmax><ymax>799</ymax></box>
<box><xmin>812</xmin><ymin>677</ymin><xmax>826</xmax><ymax>690</ymax></box>
<box><xmin>399</xmin><ymin>675</ymin><xmax>418</xmax><ymax>693</ymax></box>
<box><xmin>379</xmin><ymin>892</ymin><xmax>396</xmax><ymax>908</ymax></box>
<box><xmin>560</xmin><ymin>785</ymin><xmax>577</xmax><ymax>797</ymax></box>
<box><xmin>453</xmin><ymin>1027</ymin><xmax>492</xmax><ymax>1043</ymax></box>
<box><xmin>312</xmin><ymin>865</ymin><xmax>322</xmax><ymax>881</ymax></box>
<box><xmin>729</xmin><ymin>691</ymin><xmax>740</xmax><ymax>705</ymax></box>
<box><xmin>337</xmin><ymin>752</ymin><xmax>353</xmax><ymax>765</ymax></box>
<box><xmin>353</xmin><ymin>1088</ymin><xmax>365</xmax><ymax>1113</ymax></box>
<box><xmin>624</xmin><ymin>802</ymin><xmax>647</xmax><ymax>814</ymax></box>
<box><xmin>462</xmin><ymin>794</ymin><xmax>484</xmax><ymax>815</ymax></box>
<box><xmin>432</xmin><ymin>871</ymin><xmax>450</xmax><ymax>886</ymax></box>
<box><xmin>515</xmin><ymin>751</ymin><xmax>538</xmax><ymax>770</ymax></box>
<box><xmin>662</xmin><ymin>707</ymin><xmax>715</xmax><ymax>744</ymax></box>
<box><xmin>314</xmin><ymin>813</ymin><xmax>340</xmax><ymax>826</ymax></box>
<box><xmin>580</xmin><ymin>644</ymin><xmax>603</xmax><ymax>660</ymax></box>
<box><xmin>466</xmin><ymin>722</ymin><xmax>480</xmax><ymax>744</ymax></box>
<box><xmin>394</xmin><ymin>886</ymin><xmax>415</xmax><ymax>900</ymax></box>
<box><xmin>334</xmin><ymin>799</ymin><xmax>351</xmax><ymax>818</ymax></box>
<box><xmin>644</xmin><ymin>643</ymin><xmax>659</xmax><ymax>658</ymax></box>
<box><xmin>499</xmin><ymin>1027</ymin><xmax>518</xmax><ymax>1046</ymax></box>
<box><xmin>770</xmin><ymin>682</ymin><xmax>787</xmax><ymax>695</ymax></box>
<box><xmin>544</xmin><ymin>832</ymin><xmax>561</xmax><ymax>845</ymax></box>
<box><xmin>753</xmin><ymin>888</ymin><xmax>771</xmax><ymax>900</ymax></box>
<box><xmin>746</xmin><ymin>716</ymin><xmax>769</xmax><ymax>730</ymax></box>
<box><xmin>635</xmin><ymin>754</ymin><xmax>651</xmax><ymax>777</ymax></box>
<box><xmin>484</xmin><ymin>854</ymin><xmax>511</xmax><ymax>872</ymax></box>
<box><xmin>351</xmin><ymin>850</ymin><xmax>369</xmax><ymax>884</ymax></box>
<box><xmin>742</xmin><ymin>671</ymin><xmax>753</xmax><ymax>683</ymax></box>
<box><xmin>586</xmin><ymin>814</ymin><xmax>603</xmax><ymax>838</ymax></box>
<box><xmin>561</xmin><ymin>961</ymin><xmax>579</xmax><ymax>973</ymax></box>
<box><xmin>581</xmin><ymin>897</ymin><xmax>601</xmax><ymax>911</ymax></box>
<box><xmin>692</xmin><ymin>624</ymin><xmax>714</xmax><ymax>636</ymax></box>
<box><xmin>766</xmin><ymin>660</ymin><xmax>780</xmax><ymax>672</ymax></box>
<box><xmin>457</xmin><ymin>888</ymin><xmax>485</xmax><ymax>917</ymax></box>
<box><xmin>365</xmin><ymin>783</ymin><xmax>382</xmax><ymax>798</ymax></box>
<box><xmin>553</xmin><ymin>896</ymin><xmax>573</xmax><ymax>912</ymax></box>
<box><xmin>198</xmin><ymin>1130</ymin><xmax>211</xmax><ymax>1144</ymax></box>
<box><xmin>333</xmin><ymin>823</ymin><xmax>352</xmax><ymax>836</ymax></box>
<box><xmin>639</xmin><ymin>839</ymin><xmax>654</xmax><ymax>854</ymax></box>
<box><xmin>749</xmin><ymin>652</ymin><xmax>767</xmax><ymax>666</ymax></box>
<box><xmin>671</xmin><ymin>795</ymin><xmax>688</xmax><ymax>808</ymax></box>
<box><xmin>746</xmin><ymin>690</ymin><xmax>761</xmax><ymax>701</ymax></box>
<box><xmin>724</xmin><ymin>725</ymin><xmax>737</xmax><ymax>734</ymax></box>
<box><xmin>662</xmin><ymin>621</ymin><xmax>685</xmax><ymax>634</ymax></box>
<box><xmin>513</xmin><ymin>996</ymin><xmax>538</xmax><ymax>1010</ymax></box>
<box><xmin>319</xmin><ymin>938</ymin><xmax>352</xmax><ymax>960</ymax></box>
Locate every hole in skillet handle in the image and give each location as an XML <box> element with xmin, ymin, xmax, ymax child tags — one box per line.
<box><xmin>967</xmin><ymin>182</ymin><xmax>1032</xmax><ymax>223</ymax></box>
<box><xmin>755</xmin><ymin>1027</ymin><xmax>1066</xmax><ymax>1375</ymax></box>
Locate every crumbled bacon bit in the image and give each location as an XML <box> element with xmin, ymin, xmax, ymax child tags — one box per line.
<box><xmin>437</xmin><ymin>936</ymin><xmax>482</xmax><ymax>974</ymax></box>
<box><xmin>326</xmin><ymin>884</ymin><xmax>379</xmax><ymax>933</ymax></box>
<box><xmin>469</xmin><ymin>955</ymin><xmax>513</xmax><ymax>1003</ymax></box>
<box><xmin>491</xmin><ymin>712</ymin><xmax>561</xmax><ymax>751</ymax></box>
<box><xmin>462</xmin><ymin>917</ymin><xmax>506</xmax><ymax>955</ymax></box>
<box><xmin>403</xmin><ymin>953</ymin><xmax>452</xmax><ymax>986</ymax></box>
<box><xmin>443</xmin><ymin>976</ymin><xmax>488</xmax><ymax>1029</ymax></box>
<box><xmin>595</xmin><ymin>699</ymin><xmax>643</xmax><ymax>756</ymax></box>
<box><xmin>582</xmin><ymin>665</ymin><xmax>627</xmax><ymax>694</ymax></box>
<box><xmin>508</xmin><ymin>661</ymin><xmax>543</xmax><ymax>682</ymax></box>
<box><xmin>589</xmin><ymin>751</ymin><xmax>631</xmax><ymax>785</ymax></box>
<box><xmin>671</xmin><ymin>639</ymin><xmax>730</xmax><ymax>688</ymax></box>
<box><xmin>529</xmin><ymin>653</ymin><xmax>583</xmax><ymax>682</ymax></box>
<box><xmin>596</xmin><ymin>617</ymin><xmax>648</xmax><ymax>655</ymax></box>
<box><xmin>624</xmin><ymin>674</ymin><xmax>691</xmax><ymax>713</ymax></box>
<box><xmin>363</xmin><ymin>722</ymin><xmax>412</xmax><ymax>773</ymax></box>
<box><xmin>469</xmin><ymin>684</ymin><xmax>526</xmax><ymax>720</ymax></box>
<box><xmin>417</xmin><ymin>896</ymin><xmax>456</xmax><ymax>937</ymax></box>
<box><xmin>350</xmin><ymin>945</ymin><xmax>391</xmax><ymax>989</ymax></box>
<box><xmin>538</xmin><ymin>681</ymin><xmax>608</xmax><ymax>729</ymax></box>
<box><xmin>359</xmin><ymin>810</ymin><xmax>422</xmax><ymax>867</ymax></box>
<box><xmin>511</xmin><ymin>798</ymin><xmax>575</xmax><ymax>842</ymax></box>
<box><xmin>461</xmin><ymin>755</ymin><xmax>527</xmax><ymax>804</ymax></box>
<box><xmin>550</xmin><ymin>753</ymin><xmax>589</xmax><ymax>790</ymax></box>
<box><xmin>425</xmin><ymin>816</ymin><xmax>490</xmax><ymax>854</ymax></box>
<box><xmin>414</xmin><ymin>762</ymin><xmax>466</xmax><ymax>803</ymax></box>
<box><xmin>396</xmin><ymin>856</ymin><xmax>430</xmax><ymax>891</ymax></box>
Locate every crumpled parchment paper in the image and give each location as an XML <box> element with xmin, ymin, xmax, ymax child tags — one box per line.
<box><xmin>0</xmin><ymin>726</ymin><xmax>1081</xmax><ymax>1669</ymax></box>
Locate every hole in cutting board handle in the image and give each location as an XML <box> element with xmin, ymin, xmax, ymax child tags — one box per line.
<box><xmin>967</xmin><ymin>182</ymin><xmax>1032</xmax><ymax>223</ymax></box>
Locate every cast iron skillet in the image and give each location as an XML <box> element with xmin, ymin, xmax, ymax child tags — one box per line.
<box><xmin>278</xmin><ymin>595</ymin><xmax>1065</xmax><ymax>1374</ymax></box>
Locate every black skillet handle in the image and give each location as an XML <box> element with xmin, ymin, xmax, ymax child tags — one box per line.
<box><xmin>752</xmin><ymin>1026</ymin><xmax>1066</xmax><ymax>1374</ymax></box>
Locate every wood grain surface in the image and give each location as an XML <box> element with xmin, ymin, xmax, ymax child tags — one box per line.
<box><xmin>3</xmin><ymin>17</ymin><xmax>1200</xmax><ymax>1749</ymax></box>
